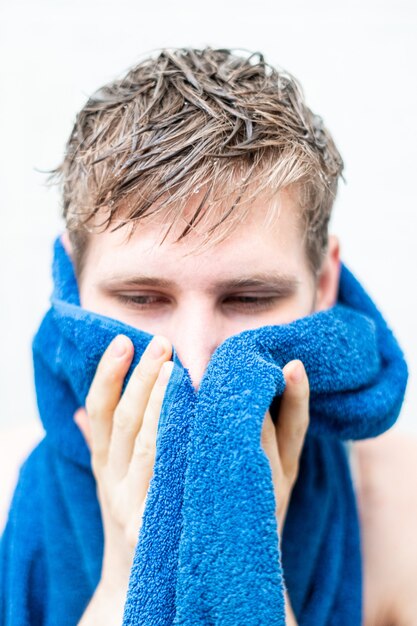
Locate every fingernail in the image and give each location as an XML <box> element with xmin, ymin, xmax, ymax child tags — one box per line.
<box><xmin>158</xmin><ymin>361</ymin><xmax>174</xmax><ymax>384</ymax></box>
<box><xmin>290</xmin><ymin>361</ymin><xmax>304</xmax><ymax>383</ymax></box>
<box><xmin>148</xmin><ymin>336</ymin><xmax>165</xmax><ymax>359</ymax></box>
<box><xmin>110</xmin><ymin>335</ymin><xmax>128</xmax><ymax>357</ymax></box>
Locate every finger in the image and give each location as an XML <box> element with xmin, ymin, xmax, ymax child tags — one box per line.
<box><xmin>74</xmin><ymin>407</ymin><xmax>92</xmax><ymax>449</ymax></box>
<box><xmin>108</xmin><ymin>335</ymin><xmax>172</xmax><ymax>479</ymax></box>
<box><xmin>261</xmin><ymin>409</ymin><xmax>285</xmax><ymax>504</ymax></box>
<box><xmin>85</xmin><ymin>334</ymin><xmax>134</xmax><ymax>470</ymax></box>
<box><xmin>125</xmin><ymin>493</ymin><xmax>149</xmax><ymax>549</ymax></box>
<box><xmin>276</xmin><ymin>359</ymin><xmax>310</xmax><ymax>483</ymax></box>
<box><xmin>261</xmin><ymin>410</ymin><xmax>284</xmax><ymax>481</ymax></box>
<box><xmin>126</xmin><ymin>360</ymin><xmax>174</xmax><ymax>505</ymax></box>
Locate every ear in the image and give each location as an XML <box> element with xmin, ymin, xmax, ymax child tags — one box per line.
<box><xmin>314</xmin><ymin>234</ymin><xmax>341</xmax><ymax>312</ymax></box>
<box><xmin>60</xmin><ymin>230</ymin><xmax>73</xmax><ymax>257</ymax></box>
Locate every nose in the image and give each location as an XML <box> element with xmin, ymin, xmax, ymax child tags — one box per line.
<box><xmin>168</xmin><ymin>302</ymin><xmax>225</xmax><ymax>391</ymax></box>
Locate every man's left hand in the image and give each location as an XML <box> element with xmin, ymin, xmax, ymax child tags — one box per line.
<box><xmin>261</xmin><ymin>358</ymin><xmax>310</xmax><ymax>626</ymax></box>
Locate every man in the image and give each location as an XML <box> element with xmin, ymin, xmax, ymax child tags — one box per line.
<box><xmin>2</xmin><ymin>47</ymin><xmax>416</xmax><ymax>625</ymax></box>
<box><xmin>64</xmin><ymin>184</ymin><xmax>326</xmax><ymax>625</ymax></box>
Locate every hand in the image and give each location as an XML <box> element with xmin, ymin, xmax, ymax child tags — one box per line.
<box><xmin>261</xmin><ymin>359</ymin><xmax>310</xmax><ymax>626</ymax></box>
<box><xmin>74</xmin><ymin>333</ymin><xmax>173</xmax><ymax>624</ymax></box>
<box><xmin>75</xmin><ymin>344</ymin><xmax>307</xmax><ymax>625</ymax></box>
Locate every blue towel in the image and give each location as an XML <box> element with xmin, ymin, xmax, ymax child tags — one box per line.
<box><xmin>0</xmin><ymin>234</ymin><xmax>408</xmax><ymax>626</ymax></box>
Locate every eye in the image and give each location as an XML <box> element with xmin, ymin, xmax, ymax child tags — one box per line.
<box><xmin>222</xmin><ymin>295</ymin><xmax>279</xmax><ymax>310</ymax></box>
<box><xmin>115</xmin><ymin>294</ymin><xmax>170</xmax><ymax>308</ymax></box>
<box><xmin>114</xmin><ymin>293</ymin><xmax>282</xmax><ymax>312</ymax></box>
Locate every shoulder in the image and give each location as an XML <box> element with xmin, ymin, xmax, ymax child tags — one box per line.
<box><xmin>351</xmin><ymin>429</ymin><xmax>417</xmax><ymax>626</ymax></box>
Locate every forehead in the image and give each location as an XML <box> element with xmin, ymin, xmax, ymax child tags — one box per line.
<box><xmin>82</xmin><ymin>185</ymin><xmax>309</xmax><ymax>284</ymax></box>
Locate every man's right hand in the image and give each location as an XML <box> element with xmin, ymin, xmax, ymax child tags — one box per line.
<box><xmin>74</xmin><ymin>333</ymin><xmax>173</xmax><ymax>625</ymax></box>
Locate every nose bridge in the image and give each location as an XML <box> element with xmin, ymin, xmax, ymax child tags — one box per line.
<box><xmin>171</xmin><ymin>300</ymin><xmax>222</xmax><ymax>390</ymax></box>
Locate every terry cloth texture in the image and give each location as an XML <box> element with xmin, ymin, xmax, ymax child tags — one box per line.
<box><xmin>0</xmin><ymin>235</ymin><xmax>408</xmax><ymax>626</ymax></box>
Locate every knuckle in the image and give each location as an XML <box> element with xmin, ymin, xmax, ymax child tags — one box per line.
<box><xmin>104</xmin><ymin>365</ymin><xmax>126</xmax><ymax>385</ymax></box>
<box><xmin>147</xmin><ymin>393</ymin><xmax>164</xmax><ymax>420</ymax></box>
<box><xmin>108</xmin><ymin>498</ymin><xmax>122</xmax><ymax>524</ymax></box>
<box><xmin>293</xmin><ymin>418</ymin><xmax>309</xmax><ymax>440</ymax></box>
<box><xmin>134</xmin><ymin>431</ymin><xmax>155</xmax><ymax>458</ymax></box>
<box><xmin>93</xmin><ymin>352</ymin><xmax>127</xmax><ymax>386</ymax></box>
<box><xmin>133</xmin><ymin>361</ymin><xmax>154</xmax><ymax>385</ymax></box>
<box><xmin>113</xmin><ymin>405</ymin><xmax>134</xmax><ymax>432</ymax></box>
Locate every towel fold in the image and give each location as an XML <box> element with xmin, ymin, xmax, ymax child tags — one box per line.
<box><xmin>0</xmin><ymin>235</ymin><xmax>408</xmax><ymax>626</ymax></box>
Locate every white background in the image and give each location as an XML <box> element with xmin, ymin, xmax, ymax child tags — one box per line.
<box><xmin>0</xmin><ymin>0</ymin><xmax>416</xmax><ymax>523</ymax></box>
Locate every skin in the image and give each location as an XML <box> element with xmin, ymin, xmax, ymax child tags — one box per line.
<box><xmin>352</xmin><ymin>431</ymin><xmax>417</xmax><ymax>626</ymax></box>
<box><xmin>62</xmin><ymin>186</ymin><xmax>415</xmax><ymax>625</ymax></box>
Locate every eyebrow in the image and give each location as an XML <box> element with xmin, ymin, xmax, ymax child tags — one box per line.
<box><xmin>99</xmin><ymin>272</ymin><xmax>300</xmax><ymax>295</ymax></box>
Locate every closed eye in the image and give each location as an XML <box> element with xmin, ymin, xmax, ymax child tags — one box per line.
<box><xmin>222</xmin><ymin>295</ymin><xmax>280</xmax><ymax>310</ymax></box>
<box><xmin>115</xmin><ymin>293</ymin><xmax>281</xmax><ymax>312</ymax></box>
<box><xmin>115</xmin><ymin>294</ymin><xmax>169</xmax><ymax>306</ymax></box>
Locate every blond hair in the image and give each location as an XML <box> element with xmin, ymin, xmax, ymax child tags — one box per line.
<box><xmin>51</xmin><ymin>47</ymin><xmax>344</xmax><ymax>277</ymax></box>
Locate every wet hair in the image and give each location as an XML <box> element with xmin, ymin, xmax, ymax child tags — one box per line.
<box><xmin>50</xmin><ymin>46</ymin><xmax>344</xmax><ymax>278</ymax></box>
